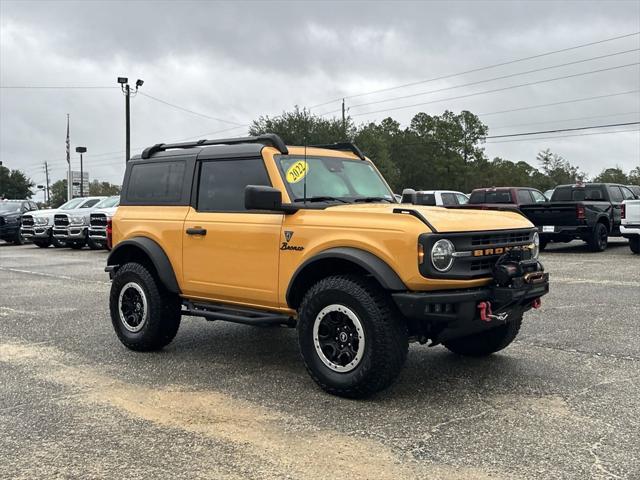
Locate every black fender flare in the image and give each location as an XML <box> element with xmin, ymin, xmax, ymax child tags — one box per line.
<box><xmin>107</xmin><ymin>237</ymin><xmax>180</xmax><ymax>294</ymax></box>
<box><xmin>286</xmin><ymin>247</ymin><xmax>407</xmax><ymax>307</ymax></box>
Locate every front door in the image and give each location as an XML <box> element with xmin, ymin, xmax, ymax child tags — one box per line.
<box><xmin>182</xmin><ymin>156</ymin><xmax>283</xmax><ymax>308</ymax></box>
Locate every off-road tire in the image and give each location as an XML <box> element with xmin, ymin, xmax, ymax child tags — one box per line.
<box><xmin>109</xmin><ymin>262</ymin><xmax>181</xmax><ymax>351</ymax></box>
<box><xmin>444</xmin><ymin>313</ymin><xmax>523</xmax><ymax>357</ymax></box>
<box><xmin>630</xmin><ymin>236</ymin><xmax>640</xmax><ymax>254</ymax></box>
<box><xmin>587</xmin><ymin>222</ymin><xmax>608</xmax><ymax>252</ymax></box>
<box><xmin>34</xmin><ymin>239</ymin><xmax>51</xmax><ymax>248</ymax></box>
<box><xmin>297</xmin><ymin>275</ymin><xmax>408</xmax><ymax>398</ymax></box>
<box><xmin>87</xmin><ymin>237</ymin><xmax>104</xmax><ymax>250</ymax></box>
<box><xmin>69</xmin><ymin>241</ymin><xmax>85</xmax><ymax>250</ymax></box>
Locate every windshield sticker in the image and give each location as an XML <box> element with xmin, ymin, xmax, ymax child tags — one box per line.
<box><xmin>286</xmin><ymin>161</ymin><xmax>309</xmax><ymax>183</ymax></box>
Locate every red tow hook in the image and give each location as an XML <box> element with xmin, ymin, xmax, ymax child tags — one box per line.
<box><xmin>532</xmin><ymin>298</ymin><xmax>542</xmax><ymax>309</ymax></box>
<box><xmin>478</xmin><ymin>301</ymin><xmax>493</xmax><ymax>322</ymax></box>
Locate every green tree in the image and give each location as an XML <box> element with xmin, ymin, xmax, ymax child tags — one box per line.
<box><xmin>536</xmin><ymin>149</ymin><xmax>582</xmax><ymax>189</ymax></box>
<box><xmin>628</xmin><ymin>166</ymin><xmax>640</xmax><ymax>185</ymax></box>
<box><xmin>0</xmin><ymin>166</ymin><xmax>34</xmax><ymax>199</ymax></box>
<box><xmin>50</xmin><ymin>179</ymin><xmax>68</xmax><ymax>207</ymax></box>
<box><xmin>88</xmin><ymin>180</ymin><xmax>121</xmax><ymax>196</ymax></box>
<box><xmin>593</xmin><ymin>166</ymin><xmax>629</xmax><ymax>184</ymax></box>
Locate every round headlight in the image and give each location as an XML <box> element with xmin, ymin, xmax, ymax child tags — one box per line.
<box><xmin>532</xmin><ymin>231</ymin><xmax>540</xmax><ymax>258</ymax></box>
<box><xmin>431</xmin><ymin>239</ymin><xmax>455</xmax><ymax>272</ymax></box>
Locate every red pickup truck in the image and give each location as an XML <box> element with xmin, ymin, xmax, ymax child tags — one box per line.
<box><xmin>465</xmin><ymin>187</ymin><xmax>548</xmax><ymax>212</ymax></box>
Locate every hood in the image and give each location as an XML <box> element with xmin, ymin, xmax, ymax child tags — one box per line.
<box><xmin>326</xmin><ymin>203</ymin><xmax>533</xmax><ymax>232</ymax></box>
<box><xmin>91</xmin><ymin>207</ymin><xmax>118</xmax><ymax>216</ymax></box>
<box><xmin>27</xmin><ymin>208</ymin><xmax>60</xmax><ymax>218</ymax></box>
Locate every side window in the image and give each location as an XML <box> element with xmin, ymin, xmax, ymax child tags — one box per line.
<box><xmin>197</xmin><ymin>158</ymin><xmax>271</xmax><ymax>212</ymax></box>
<box><xmin>455</xmin><ymin>193</ymin><xmax>469</xmax><ymax>204</ymax></box>
<box><xmin>81</xmin><ymin>199</ymin><xmax>101</xmax><ymax>208</ymax></box>
<box><xmin>517</xmin><ymin>189</ymin><xmax>533</xmax><ymax>204</ymax></box>
<box><xmin>607</xmin><ymin>186</ymin><xmax>623</xmax><ymax>203</ymax></box>
<box><xmin>530</xmin><ymin>190</ymin><xmax>547</xmax><ymax>203</ymax></box>
<box><xmin>127</xmin><ymin>161</ymin><xmax>186</xmax><ymax>204</ymax></box>
<box><xmin>620</xmin><ymin>186</ymin><xmax>635</xmax><ymax>200</ymax></box>
<box><xmin>440</xmin><ymin>192</ymin><xmax>457</xmax><ymax>206</ymax></box>
<box><xmin>30</xmin><ymin>202</ymin><xmax>38</xmax><ymax>210</ymax></box>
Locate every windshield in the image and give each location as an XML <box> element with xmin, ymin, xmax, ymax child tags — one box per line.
<box><xmin>276</xmin><ymin>155</ymin><xmax>394</xmax><ymax>203</ymax></box>
<box><xmin>0</xmin><ymin>202</ymin><xmax>21</xmax><ymax>213</ymax></box>
<box><xmin>59</xmin><ymin>198</ymin><xmax>85</xmax><ymax>210</ymax></box>
<box><xmin>94</xmin><ymin>196</ymin><xmax>120</xmax><ymax>209</ymax></box>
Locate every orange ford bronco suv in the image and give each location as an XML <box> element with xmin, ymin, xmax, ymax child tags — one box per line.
<box><xmin>106</xmin><ymin>134</ymin><xmax>549</xmax><ymax>398</ymax></box>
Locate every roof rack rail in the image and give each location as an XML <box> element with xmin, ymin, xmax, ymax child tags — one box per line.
<box><xmin>140</xmin><ymin>133</ymin><xmax>288</xmax><ymax>159</ymax></box>
<box><xmin>309</xmin><ymin>142</ymin><xmax>366</xmax><ymax>160</ymax></box>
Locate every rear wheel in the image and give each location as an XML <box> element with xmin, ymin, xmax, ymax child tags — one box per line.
<box><xmin>109</xmin><ymin>262</ymin><xmax>181</xmax><ymax>351</ymax></box>
<box><xmin>587</xmin><ymin>222</ymin><xmax>608</xmax><ymax>252</ymax></box>
<box><xmin>630</xmin><ymin>236</ymin><xmax>640</xmax><ymax>254</ymax></box>
<box><xmin>297</xmin><ymin>275</ymin><xmax>408</xmax><ymax>398</ymax></box>
<box><xmin>444</xmin><ymin>313</ymin><xmax>523</xmax><ymax>357</ymax></box>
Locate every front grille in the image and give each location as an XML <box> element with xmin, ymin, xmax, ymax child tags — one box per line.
<box><xmin>54</xmin><ymin>214</ymin><xmax>69</xmax><ymax>226</ymax></box>
<box><xmin>90</xmin><ymin>213</ymin><xmax>107</xmax><ymax>227</ymax></box>
<box><xmin>21</xmin><ymin>215</ymin><xmax>34</xmax><ymax>226</ymax></box>
<box><xmin>471</xmin><ymin>231</ymin><xmax>531</xmax><ymax>247</ymax></box>
<box><xmin>419</xmin><ymin>228</ymin><xmax>535</xmax><ymax>279</ymax></box>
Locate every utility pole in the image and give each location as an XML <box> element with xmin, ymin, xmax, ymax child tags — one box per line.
<box><xmin>66</xmin><ymin>114</ymin><xmax>72</xmax><ymax>201</ymax></box>
<box><xmin>44</xmin><ymin>161</ymin><xmax>50</xmax><ymax>206</ymax></box>
<box><xmin>118</xmin><ymin>77</ymin><xmax>144</xmax><ymax>162</ymax></box>
<box><xmin>341</xmin><ymin>98</ymin><xmax>346</xmax><ymax>137</ymax></box>
<box><xmin>76</xmin><ymin>147</ymin><xmax>87</xmax><ymax>197</ymax></box>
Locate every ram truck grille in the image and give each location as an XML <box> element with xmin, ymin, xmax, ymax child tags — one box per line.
<box><xmin>54</xmin><ymin>214</ymin><xmax>69</xmax><ymax>226</ymax></box>
<box><xmin>90</xmin><ymin>213</ymin><xmax>108</xmax><ymax>227</ymax></box>
<box><xmin>21</xmin><ymin>215</ymin><xmax>34</xmax><ymax>226</ymax></box>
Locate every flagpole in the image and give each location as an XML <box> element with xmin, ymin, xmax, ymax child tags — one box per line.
<box><xmin>66</xmin><ymin>114</ymin><xmax>71</xmax><ymax>201</ymax></box>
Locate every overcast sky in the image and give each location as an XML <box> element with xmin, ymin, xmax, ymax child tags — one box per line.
<box><xmin>1</xmin><ymin>0</ymin><xmax>639</xmax><ymax>201</ymax></box>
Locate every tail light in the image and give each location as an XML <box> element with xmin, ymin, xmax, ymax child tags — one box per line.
<box><xmin>576</xmin><ymin>204</ymin><xmax>586</xmax><ymax>220</ymax></box>
<box><xmin>621</xmin><ymin>203</ymin><xmax>626</xmax><ymax>220</ymax></box>
<box><xmin>106</xmin><ymin>218</ymin><xmax>113</xmax><ymax>250</ymax></box>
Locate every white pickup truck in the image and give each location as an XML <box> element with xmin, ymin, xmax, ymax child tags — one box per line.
<box><xmin>621</xmin><ymin>199</ymin><xmax>640</xmax><ymax>254</ymax></box>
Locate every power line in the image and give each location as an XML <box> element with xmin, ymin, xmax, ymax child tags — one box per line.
<box><xmin>138</xmin><ymin>92</ymin><xmax>246</xmax><ymax>126</ymax></box>
<box><xmin>489</xmin><ymin>111</ymin><xmax>640</xmax><ymax>130</ymax></box>
<box><xmin>486</xmin><ymin>128</ymin><xmax>639</xmax><ymax>144</ymax></box>
<box><xmin>486</xmin><ymin>121</ymin><xmax>640</xmax><ymax>139</ymax></box>
<box><xmin>341</xmin><ymin>62</ymin><xmax>640</xmax><ymax>118</ymax></box>
<box><xmin>309</xmin><ymin>31</ymin><xmax>640</xmax><ymax>108</ymax></box>
<box><xmin>0</xmin><ymin>85</ymin><xmax>117</xmax><ymax>89</ymax></box>
<box><xmin>335</xmin><ymin>48</ymin><xmax>640</xmax><ymax>112</ymax></box>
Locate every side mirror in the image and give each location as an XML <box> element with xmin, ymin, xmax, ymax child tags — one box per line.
<box><xmin>401</xmin><ymin>188</ymin><xmax>416</xmax><ymax>204</ymax></box>
<box><xmin>245</xmin><ymin>185</ymin><xmax>298</xmax><ymax>213</ymax></box>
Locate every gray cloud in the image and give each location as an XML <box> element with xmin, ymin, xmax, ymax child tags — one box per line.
<box><xmin>1</xmin><ymin>0</ymin><xmax>639</xmax><ymax>201</ymax></box>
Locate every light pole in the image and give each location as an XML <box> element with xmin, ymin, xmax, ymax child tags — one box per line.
<box><xmin>117</xmin><ymin>77</ymin><xmax>144</xmax><ymax>162</ymax></box>
<box><xmin>76</xmin><ymin>146</ymin><xmax>87</xmax><ymax>197</ymax></box>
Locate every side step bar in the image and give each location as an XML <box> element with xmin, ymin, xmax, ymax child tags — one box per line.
<box><xmin>182</xmin><ymin>300</ymin><xmax>295</xmax><ymax>328</ymax></box>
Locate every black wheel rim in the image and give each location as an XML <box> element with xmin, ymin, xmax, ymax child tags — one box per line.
<box><xmin>313</xmin><ymin>304</ymin><xmax>365</xmax><ymax>373</ymax></box>
<box><xmin>118</xmin><ymin>282</ymin><xmax>147</xmax><ymax>332</ymax></box>
<box><xmin>598</xmin><ymin>226</ymin><xmax>607</xmax><ymax>249</ymax></box>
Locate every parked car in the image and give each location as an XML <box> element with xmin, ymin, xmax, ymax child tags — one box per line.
<box><xmin>21</xmin><ymin>196</ymin><xmax>104</xmax><ymax>248</ymax></box>
<box><xmin>88</xmin><ymin>195</ymin><xmax>120</xmax><ymax>250</ymax></box>
<box><xmin>106</xmin><ymin>134</ymin><xmax>548</xmax><ymax>398</ymax></box>
<box><xmin>621</xmin><ymin>198</ymin><xmax>640</xmax><ymax>254</ymax></box>
<box><xmin>464</xmin><ymin>187</ymin><xmax>548</xmax><ymax>212</ymax></box>
<box><xmin>520</xmin><ymin>183</ymin><xmax>636</xmax><ymax>252</ymax></box>
<box><xmin>401</xmin><ymin>189</ymin><xmax>468</xmax><ymax>206</ymax></box>
<box><xmin>0</xmin><ymin>199</ymin><xmax>39</xmax><ymax>244</ymax></box>
<box><xmin>544</xmin><ymin>189</ymin><xmax>554</xmax><ymax>200</ymax></box>
<box><xmin>52</xmin><ymin>196</ymin><xmax>106</xmax><ymax>249</ymax></box>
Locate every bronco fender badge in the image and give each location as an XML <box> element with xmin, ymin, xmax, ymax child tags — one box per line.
<box><xmin>281</xmin><ymin>231</ymin><xmax>304</xmax><ymax>251</ymax></box>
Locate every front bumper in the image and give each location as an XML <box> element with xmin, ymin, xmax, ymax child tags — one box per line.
<box><xmin>621</xmin><ymin>224</ymin><xmax>640</xmax><ymax>238</ymax></box>
<box><xmin>53</xmin><ymin>225</ymin><xmax>87</xmax><ymax>240</ymax></box>
<box><xmin>20</xmin><ymin>225</ymin><xmax>52</xmax><ymax>239</ymax></box>
<box><xmin>0</xmin><ymin>224</ymin><xmax>19</xmax><ymax>239</ymax></box>
<box><xmin>88</xmin><ymin>226</ymin><xmax>107</xmax><ymax>240</ymax></box>
<box><xmin>392</xmin><ymin>268</ymin><xmax>549</xmax><ymax>343</ymax></box>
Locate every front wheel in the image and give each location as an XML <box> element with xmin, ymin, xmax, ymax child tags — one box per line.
<box><xmin>87</xmin><ymin>237</ymin><xmax>104</xmax><ymax>250</ymax></box>
<box><xmin>69</xmin><ymin>240</ymin><xmax>86</xmax><ymax>250</ymax></box>
<box><xmin>444</xmin><ymin>313</ymin><xmax>522</xmax><ymax>357</ymax></box>
<box><xmin>630</xmin><ymin>236</ymin><xmax>640</xmax><ymax>254</ymax></box>
<box><xmin>34</xmin><ymin>239</ymin><xmax>51</xmax><ymax>248</ymax></box>
<box><xmin>297</xmin><ymin>275</ymin><xmax>408</xmax><ymax>398</ymax></box>
<box><xmin>13</xmin><ymin>232</ymin><xmax>25</xmax><ymax>245</ymax></box>
<box><xmin>109</xmin><ymin>262</ymin><xmax>182</xmax><ymax>351</ymax></box>
<box><xmin>587</xmin><ymin>222</ymin><xmax>608</xmax><ymax>252</ymax></box>
<box><xmin>52</xmin><ymin>237</ymin><xmax>66</xmax><ymax>248</ymax></box>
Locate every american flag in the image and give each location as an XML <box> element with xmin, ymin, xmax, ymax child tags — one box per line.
<box><xmin>65</xmin><ymin>114</ymin><xmax>70</xmax><ymax>165</ymax></box>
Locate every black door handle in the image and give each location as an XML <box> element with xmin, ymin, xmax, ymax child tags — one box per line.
<box><xmin>186</xmin><ymin>227</ymin><xmax>207</xmax><ymax>236</ymax></box>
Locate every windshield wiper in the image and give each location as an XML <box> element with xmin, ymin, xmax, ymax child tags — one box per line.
<box><xmin>353</xmin><ymin>196</ymin><xmax>395</xmax><ymax>203</ymax></box>
<box><xmin>293</xmin><ymin>196</ymin><xmax>350</xmax><ymax>204</ymax></box>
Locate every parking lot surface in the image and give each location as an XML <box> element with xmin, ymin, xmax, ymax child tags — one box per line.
<box><xmin>1</xmin><ymin>239</ymin><xmax>639</xmax><ymax>479</ymax></box>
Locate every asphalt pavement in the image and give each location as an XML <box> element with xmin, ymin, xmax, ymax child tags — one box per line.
<box><xmin>0</xmin><ymin>239</ymin><xmax>638</xmax><ymax>479</ymax></box>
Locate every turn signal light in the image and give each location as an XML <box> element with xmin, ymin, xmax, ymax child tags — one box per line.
<box><xmin>418</xmin><ymin>243</ymin><xmax>425</xmax><ymax>264</ymax></box>
<box><xmin>576</xmin><ymin>204</ymin><xmax>586</xmax><ymax>220</ymax></box>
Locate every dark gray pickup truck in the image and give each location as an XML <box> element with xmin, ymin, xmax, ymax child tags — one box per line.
<box><xmin>520</xmin><ymin>183</ymin><xmax>638</xmax><ymax>252</ymax></box>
